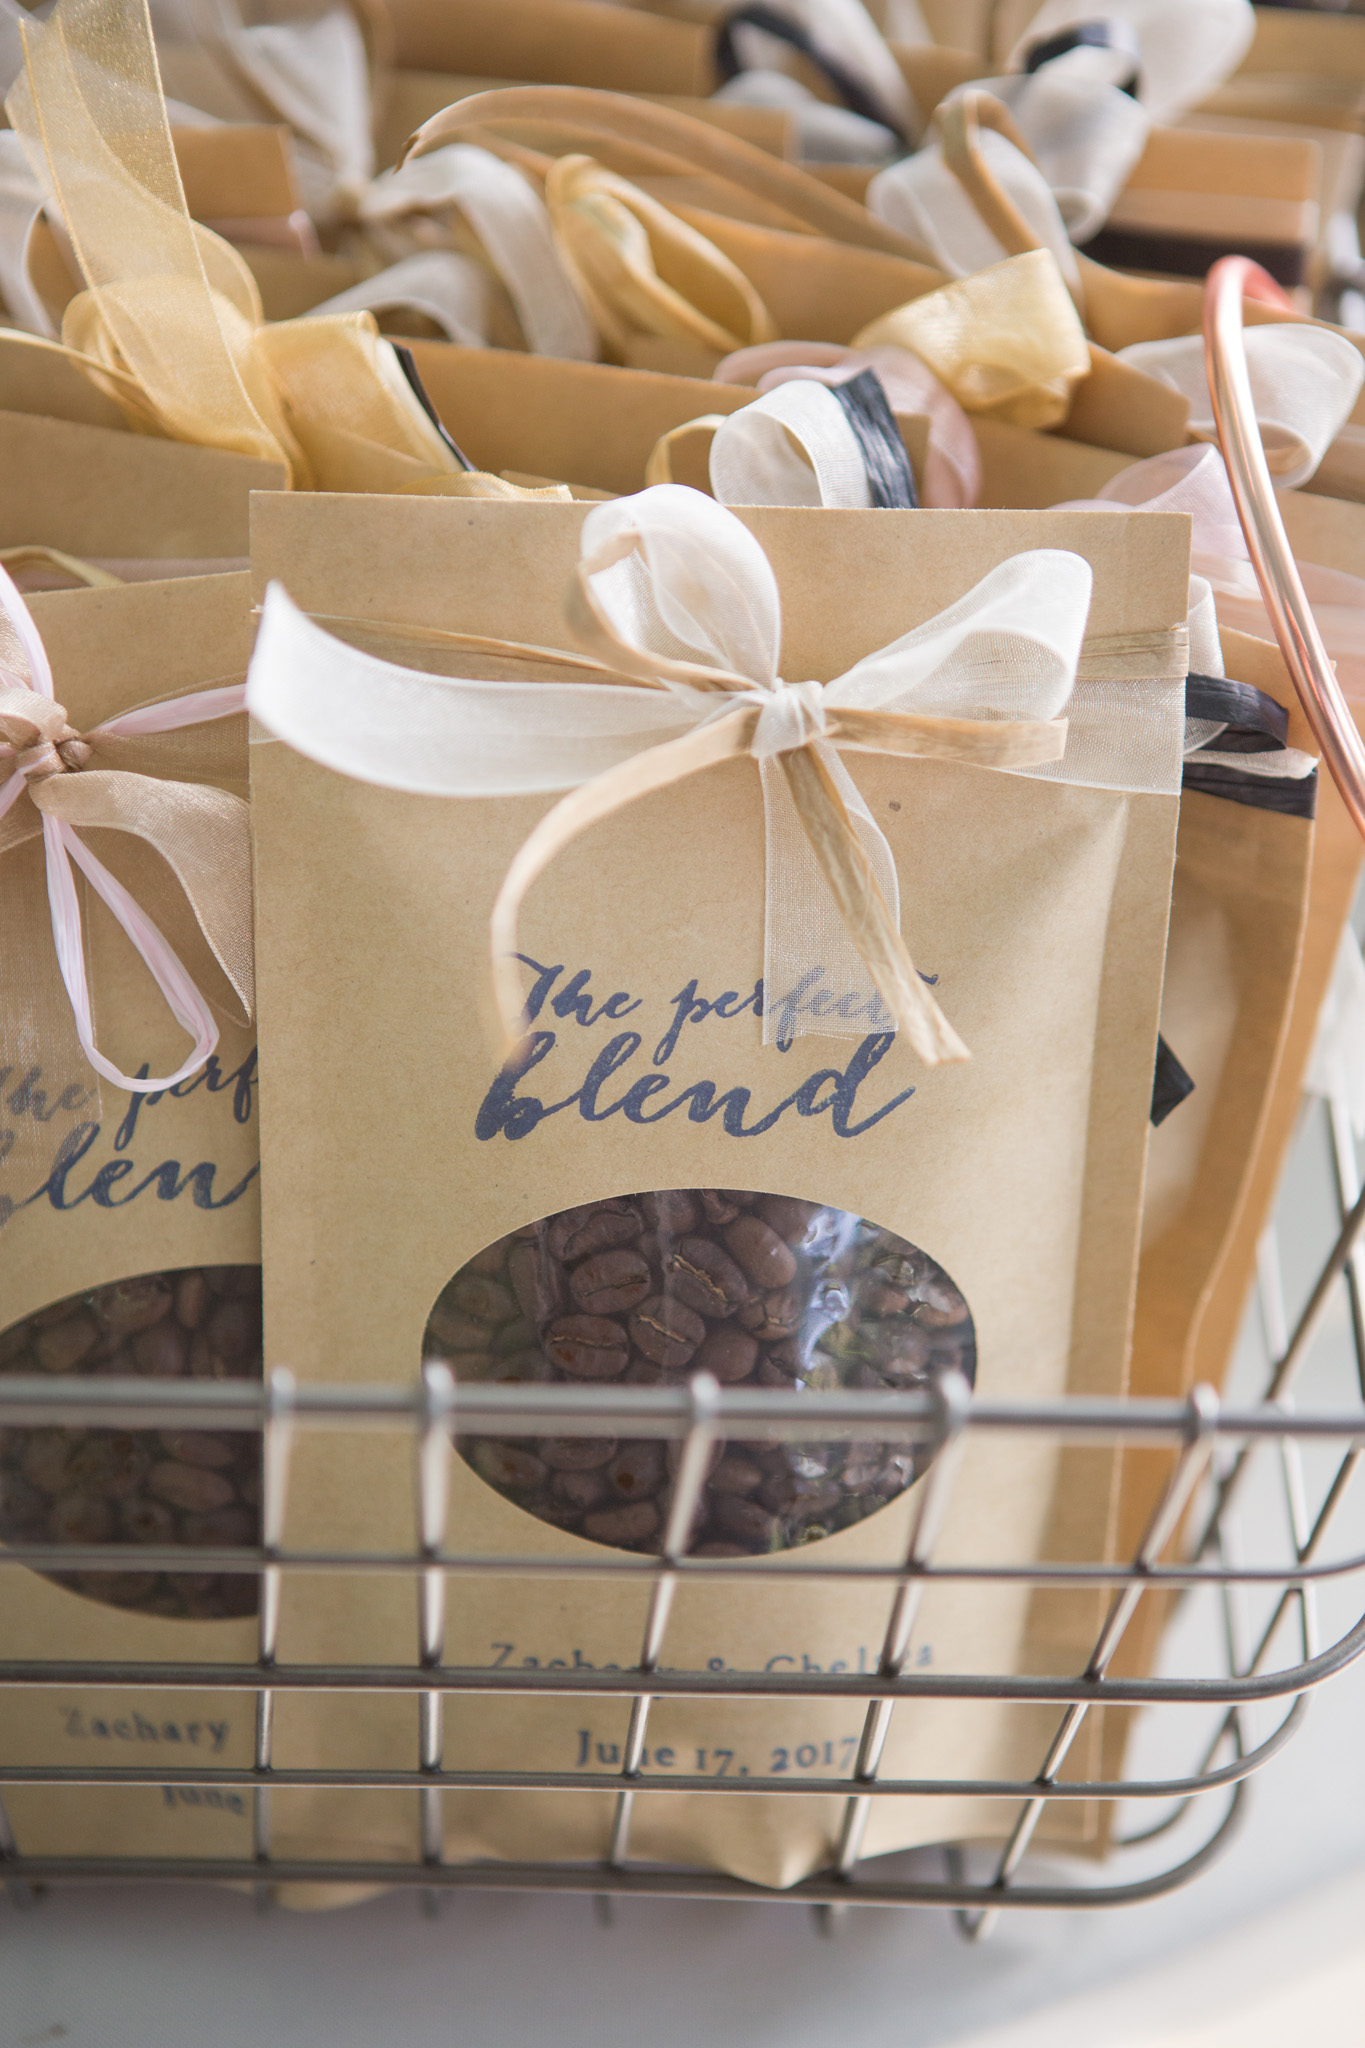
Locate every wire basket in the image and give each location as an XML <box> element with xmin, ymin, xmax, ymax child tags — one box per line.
<box><xmin>2</xmin><ymin>264</ymin><xmax>1363</xmax><ymax>1935</ymax></box>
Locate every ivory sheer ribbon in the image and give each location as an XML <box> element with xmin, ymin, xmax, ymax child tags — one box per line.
<box><xmin>359</xmin><ymin>145</ymin><xmax>599</xmax><ymax>362</ymax></box>
<box><xmin>0</xmin><ymin>564</ymin><xmax>252</xmax><ymax>1185</ymax></box>
<box><xmin>1004</xmin><ymin>0</ymin><xmax>1256</xmax><ymax>129</ymax></box>
<box><xmin>714</xmin><ymin>339</ymin><xmax>981</xmax><ymax>508</ymax></box>
<box><xmin>4</xmin><ymin>0</ymin><xmax>462</xmax><ymax>490</ymax></box>
<box><xmin>148</xmin><ymin>0</ymin><xmax>376</xmax><ymax>224</ymax></box>
<box><xmin>854</xmin><ymin>249</ymin><xmax>1090</xmax><ymax>431</ymax></box>
<box><xmin>718</xmin><ymin>0</ymin><xmax>918</xmax><ymax>142</ymax></box>
<box><xmin>246</xmin><ymin>487</ymin><xmax>1189</xmax><ymax>1066</ymax></box>
<box><xmin>950</xmin><ymin>68</ymin><xmax>1151</xmax><ymax>245</ymax></box>
<box><xmin>869</xmin><ymin>106</ymin><xmax>1082</xmax><ymax>289</ymax></box>
<box><xmin>711</xmin><ymin>70</ymin><xmax>899</xmax><ymax>165</ymax></box>
<box><xmin>1117</xmin><ymin>328</ymin><xmax>1365</xmax><ymax>490</ymax></box>
<box><xmin>655</xmin><ymin>378</ymin><xmax>878</xmax><ymax>508</ymax></box>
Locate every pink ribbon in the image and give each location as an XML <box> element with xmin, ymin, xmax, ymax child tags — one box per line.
<box><xmin>1053</xmin><ymin>444</ymin><xmax>1365</xmax><ymax>699</ymax></box>
<box><xmin>0</xmin><ymin>565</ymin><xmax>250</xmax><ymax>1095</ymax></box>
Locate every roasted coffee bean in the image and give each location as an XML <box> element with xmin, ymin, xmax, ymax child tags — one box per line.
<box><xmin>629</xmin><ymin>1295</ymin><xmax>705</xmax><ymax>1369</ymax></box>
<box><xmin>569</xmin><ymin>1249</ymin><xmax>652</xmax><ymax>1316</ymax></box>
<box><xmin>34</xmin><ymin>1316</ymin><xmax>98</xmax><ymax>1374</ymax></box>
<box><xmin>755</xmin><ymin>1195</ymin><xmax>821</xmax><ymax>1245</ymax></box>
<box><xmin>544</xmin><ymin>1314</ymin><xmax>630</xmax><ymax>1379</ymax></box>
<box><xmin>547</xmin><ymin>1202</ymin><xmax>641</xmax><ymax>1262</ymax></box>
<box><xmin>694</xmin><ymin>1325</ymin><xmax>758</xmax><ymax>1385</ymax></box>
<box><xmin>583</xmin><ymin>1500</ymin><xmax>660</xmax><ymax>1546</ymax></box>
<box><xmin>739</xmin><ymin>1282</ymin><xmax>805</xmax><ymax>1342</ymax></box>
<box><xmin>708</xmin><ymin>1456</ymin><xmax>763</xmax><ymax>1496</ymax></box>
<box><xmin>709</xmin><ymin>1495</ymin><xmax>778</xmax><ymax>1549</ymax></box>
<box><xmin>91</xmin><ymin>1278</ymin><xmax>173</xmax><ymax>1335</ymax></box>
<box><xmin>149</xmin><ymin>1461</ymin><xmax>236</xmax><ymax>1513</ymax></box>
<box><xmin>551</xmin><ymin>1468</ymin><xmax>611</xmax><ymax>1512</ymax></box>
<box><xmin>663</xmin><ymin>1238</ymin><xmax>748</xmax><ymax>1319</ymax></box>
<box><xmin>538</xmin><ymin>1437</ymin><xmax>618</xmax><ymax>1471</ymax></box>
<box><xmin>48</xmin><ymin>1493</ymin><xmax>113</xmax><ymax>1545</ymax></box>
<box><xmin>67</xmin><ymin>1435</ymin><xmax>149</xmax><ymax>1498</ymax></box>
<box><xmin>471</xmin><ymin>1442</ymin><xmax>548</xmax><ymax>1491</ymax></box>
<box><xmin>174</xmin><ymin>1271</ymin><xmax>209</xmax><ymax>1330</ymax></box>
<box><xmin>507</xmin><ymin>1243</ymin><xmax>564</xmax><ymax>1324</ymax></box>
<box><xmin>182</xmin><ymin>1506</ymin><xmax>256</xmax><ymax>1547</ymax></box>
<box><xmin>606</xmin><ymin>1441</ymin><xmax>665</xmax><ymax>1500</ymax></box>
<box><xmin>724</xmin><ymin>1216</ymin><xmax>797</xmax><ymax>1290</ymax></box>
<box><xmin>132</xmin><ymin>1319</ymin><xmax>189</xmax><ymax>1378</ymax></box>
<box><xmin>640</xmin><ymin>1190</ymin><xmax>698</xmax><ymax>1236</ymax></box>
<box><xmin>435</xmin><ymin>1192</ymin><xmax>976</xmax><ymax>1561</ymax></box>
<box><xmin>0</xmin><ymin>1266</ymin><xmax>263</xmax><ymax>1621</ymax></box>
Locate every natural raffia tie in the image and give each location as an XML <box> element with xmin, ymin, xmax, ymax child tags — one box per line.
<box><xmin>244</xmin><ymin>488</ymin><xmax>1127</xmax><ymax>1069</ymax></box>
<box><xmin>0</xmin><ymin>565</ymin><xmax>253</xmax><ymax>1174</ymax></box>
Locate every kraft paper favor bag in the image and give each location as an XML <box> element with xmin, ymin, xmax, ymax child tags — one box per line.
<box><xmin>0</xmin><ymin>570</ymin><xmax>262</xmax><ymax>1865</ymax></box>
<box><xmin>244</xmin><ymin>487</ymin><xmax>1190</xmax><ymax>1887</ymax></box>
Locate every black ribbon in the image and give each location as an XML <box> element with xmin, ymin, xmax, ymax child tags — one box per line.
<box><xmin>394</xmin><ymin>345</ymin><xmax>475</xmax><ymax>471</ymax></box>
<box><xmin>1021</xmin><ymin>19</ymin><xmax>1141</xmax><ymax>97</ymax></box>
<box><xmin>1151</xmin><ymin>1035</ymin><xmax>1196</xmax><ymax>1127</ymax></box>
<box><xmin>829</xmin><ymin>369</ymin><xmax>918</xmax><ymax>509</ymax></box>
<box><xmin>714</xmin><ymin>4</ymin><xmax>908</xmax><ymax>142</ymax></box>
<box><xmin>1183</xmin><ymin>671</ymin><xmax>1317</xmax><ymax>819</ymax></box>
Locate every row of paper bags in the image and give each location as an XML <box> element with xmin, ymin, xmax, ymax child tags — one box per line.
<box><xmin>1</xmin><ymin>0</ymin><xmax>1365</xmax><ymax>1896</ymax></box>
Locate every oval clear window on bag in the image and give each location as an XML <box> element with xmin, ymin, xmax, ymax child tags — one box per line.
<box><xmin>0</xmin><ymin>1267</ymin><xmax>263</xmax><ymax>1619</ymax></box>
<box><xmin>423</xmin><ymin>1190</ymin><xmax>977</xmax><ymax>1556</ymax></box>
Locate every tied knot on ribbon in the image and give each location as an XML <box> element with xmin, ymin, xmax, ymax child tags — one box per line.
<box><xmin>0</xmin><ymin>679</ymin><xmax>97</xmax><ymax>783</ymax></box>
<box><xmin>247</xmin><ymin>487</ymin><xmax>1125</xmax><ymax>1073</ymax></box>
<box><xmin>745</xmin><ymin>678</ymin><xmax>829</xmax><ymax>758</ymax></box>
<box><xmin>0</xmin><ymin>564</ymin><xmax>254</xmax><ymax>1128</ymax></box>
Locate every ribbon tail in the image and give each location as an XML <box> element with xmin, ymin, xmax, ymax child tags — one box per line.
<box><xmin>778</xmin><ymin>743</ymin><xmax>969</xmax><ymax>1067</ymax></box>
<box><xmin>32</xmin><ymin>769</ymin><xmax>254</xmax><ymax>1017</ymax></box>
<box><xmin>491</xmin><ymin>711</ymin><xmax>753</xmax><ymax>1052</ymax></box>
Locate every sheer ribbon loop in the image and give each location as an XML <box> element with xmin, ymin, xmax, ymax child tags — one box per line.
<box><xmin>0</xmin><ymin>564</ymin><xmax>253</xmax><ymax>1106</ymax></box>
<box><xmin>246</xmin><ymin>488</ymin><xmax>1130</xmax><ymax>1072</ymax></box>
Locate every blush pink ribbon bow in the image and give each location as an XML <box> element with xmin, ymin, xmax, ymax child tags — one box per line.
<box><xmin>0</xmin><ymin>565</ymin><xmax>253</xmax><ymax>1112</ymax></box>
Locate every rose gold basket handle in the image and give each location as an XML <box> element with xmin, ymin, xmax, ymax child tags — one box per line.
<box><xmin>1204</xmin><ymin>255</ymin><xmax>1365</xmax><ymax>842</ymax></box>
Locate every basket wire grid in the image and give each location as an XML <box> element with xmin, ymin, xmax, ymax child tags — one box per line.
<box><xmin>1</xmin><ymin>263</ymin><xmax>1364</xmax><ymax>1932</ymax></box>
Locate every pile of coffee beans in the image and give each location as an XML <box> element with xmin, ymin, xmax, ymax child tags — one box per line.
<box><xmin>424</xmin><ymin>1191</ymin><xmax>975</xmax><ymax>1557</ymax></box>
<box><xmin>0</xmin><ymin>1267</ymin><xmax>262</xmax><ymax>1619</ymax></box>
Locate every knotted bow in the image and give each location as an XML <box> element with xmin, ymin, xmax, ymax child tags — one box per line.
<box><xmin>0</xmin><ymin>564</ymin><xmax>253</xmax><ymax>1168</ymax></box>
<box><xmin>246</xmin><ymin>487</ymin><xmax>1127</xmax><ymax>1067</ymax></box>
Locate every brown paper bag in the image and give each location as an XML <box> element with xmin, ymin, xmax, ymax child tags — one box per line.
<box><xmin>383</xmin><ymin>0</ymin><xmax>717</xmax><ymax>94</ymax></box>
<box><xmin>0</xmin><ymin>570</ymin><xmax>263</xmax><ymax>1866</ymax></box>
<box><xmin>244</xmin><ymin>489</ymin><xmax>1190</xmax><ymax>1888</ymax></box>
<box><xmin>0</xmin><ymin>409</ymin><xmax>283</xmax><ymax>565</ymax></box>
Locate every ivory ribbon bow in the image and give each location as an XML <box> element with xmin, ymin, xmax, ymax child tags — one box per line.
<box><xmin>246</xmin><ymin>487</ymin><xmax>1106</xmax><ymax>1067</ymax></box>
<box><xmin>0</xmin><ymin>565</ymin><xmax>253</xmax><ymax>1135</ymax></box>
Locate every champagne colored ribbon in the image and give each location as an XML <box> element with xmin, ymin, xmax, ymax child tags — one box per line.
<box><xmin>0</xmin><ymin>565</ymin><xmax>252</xmax><ymax>1147</ymax></box>
<box><xmin>245</xmin><ymin>486</ymin><xmax>1133</xmax><ymax>1067</ymax></box>
<box><xmin>854</xmin><ymin>248</ymin><xmax>1091</xmax><ymax>431</ymax></box>
<box><xmin>4</xmin><ymin>0</ymin><xmax>461</xmax><ymax>490</ymax></box>
<box><xmin>714</xmin><ymin>339</ymin><xmax>981</xmax><ymax>508</ymax></box>
<box><xmin>542</xmin><ymin>153</ymin><xmax>779</xmax><ymax>361</ymax></box>
<box><xmin>1053</xmin><ymin>440</ymin><xmax>1364</xmax><ymax>718</ymax></box>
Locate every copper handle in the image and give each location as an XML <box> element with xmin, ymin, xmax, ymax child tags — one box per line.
<box><xmin>1203</xmin><ymin>255</ymin><xmax>1365</xmax><ymax>842</ymax></box>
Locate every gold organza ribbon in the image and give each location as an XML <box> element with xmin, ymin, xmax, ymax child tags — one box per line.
<box><xmin>3</xmin><ymin>0</ymin><xmax>463</xmax><ymax>491</ymax></box>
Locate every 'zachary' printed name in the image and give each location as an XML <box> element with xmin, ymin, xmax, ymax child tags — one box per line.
<box><xmin>476</xmin><ymin>958</ymin><xmax>918</xmax><ymax>1145</ymax></box>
